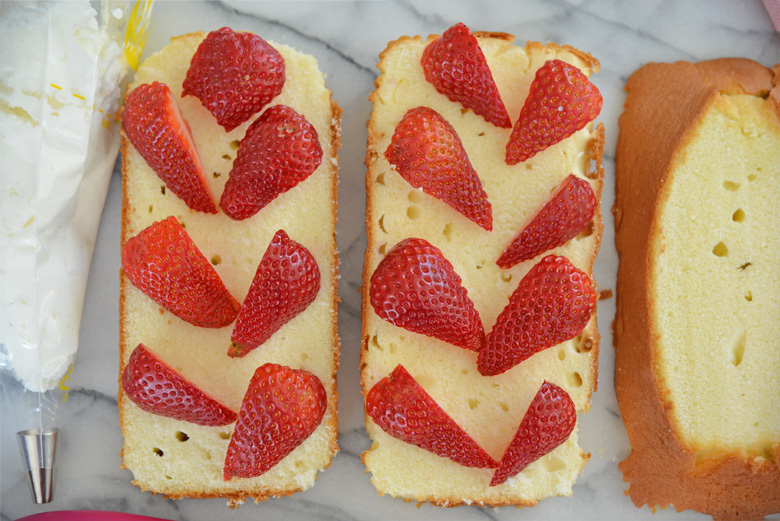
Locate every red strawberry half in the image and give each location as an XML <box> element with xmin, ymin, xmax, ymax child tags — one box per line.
<box><xmin>491</xmin><ymin>381</ymin><xmax>576</xmax><ymax>486</ymax></box>
<box><xmin>183</xmin><ymin>27</ymin><xmax>285</xmax><ymax>131</ymax></box>
<box><xmin>220</xmin><ymin>105</ymin><xmax>323</xmax><ymax>220</ymax></box>
<box><xmin>122</xmin><ymin>82</ymin><xmax>217</xmax><ymax>213</ymax></box>
<box><xmin>370</xmin><ymin>238</ymin><xmax>484</xmax><ymax>352</ymax></box>
<box><xmin>497</xmin><ymin>174</ymin><xmax>597</xmax><ymax>268</ymax></box>
<box><xmin>505</xmin><ymin>59</ymin><xmax>602</xmax><ymax>164</ymax></box>
<box><xmin>121</xmin><ymin>216</ymin><xmax>240</xmax><ymax>328</ymax></box>
<box><xmin>478</xmin><ymin>255</ymin><xmax>595</xmax><ymax>376</ymax></box>
<box><xmin>223</xmin><ymin>363</ymin><xmax>326</xmax><ymax>480</ymax></box>
<box><xmin>366</xmin><ymin>365</ymin><xmax>497</xmax><ymax>468</ymax></box>
<box><xmin>385</xmin><ymin>107</ymin><xmax>493</xmax><ymax>230</ymax></box>
<box><xmin>229</xmin><ymin>230</ymin><xmax>321</xmax><ymax>358</ymax></box>
<box><xmin>421</xmin><ymin>23</ymin><xmax>511</xmax><ymax>128</ymax></box>
<box><xmin>122</xmin><ymin>344</ymin><xmax>237</xmax><ymax>426</ymax></box>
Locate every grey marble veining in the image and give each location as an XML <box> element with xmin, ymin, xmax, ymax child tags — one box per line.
<box><xmin>2</xmin><ymin>1</ymin><xmax>779</xmax><ymax>520</ymax></box>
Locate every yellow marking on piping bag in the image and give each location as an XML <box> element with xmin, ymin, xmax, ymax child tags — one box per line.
<box><xmin>58</xmin><ymin>363</ymin><xmax>75</xmax><ymax>403</ymax></box>
<box><xmin>124</xmin><ymin>0</ymin><xmax>155</xmax><ymax>71</ymax></box>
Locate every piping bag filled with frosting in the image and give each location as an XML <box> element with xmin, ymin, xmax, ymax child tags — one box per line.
<box><xmin>0</xmin><ymin>0</ymin><xmax>152</xmax><ymax>503</ymax></box>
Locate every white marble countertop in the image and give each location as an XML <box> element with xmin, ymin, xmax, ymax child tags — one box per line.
<box><xmin>2</xmin><ymin>1</ymin><xmax>779</xmax><ymax>520</ymax></box>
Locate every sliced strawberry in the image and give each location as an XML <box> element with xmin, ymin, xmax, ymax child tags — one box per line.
<box><xmin>366</xmin><ymin>365</ymin><xmax>497</xmax><ymax>468</ymax></box>
<box><xmin>370</xmin><ymin>238</ymin><xmax>484</xmax><ymax>351</ymax></box>
<box><xmin>229</xmin><ymin>230</ymin><xmax>321</xmax><ymax>358</ymax></box>
<box><xmin>491</xmin><ymin>381</ymin><xmax>576</xmax><ymax>486</ymax></box>
<box><xmin>122</xmin><ymin>82</ymin><xmax>217</xmax><ymax>213</ymax></box>
<box><xmin>219</xmin><ymin>105</ymin><xmax>323</xmax><ymax>220</ymax></box>
<box><xmin>122</xmin><ymin>344</ymin><xmax>237</xmax><ymax>426</ymax></box>
<box><xmin>223</xmin><ymin>363</ymin><xmax>326</xmax><ymax>480</ymax></box>
<box><xmin>183</xmin><ymin>27</ymin><xmax>285</xmax><ymax>131</ymax></box>
<box><xmin>385</xmin><ymin>107</ymin><xmax>492</xmax><ymax>230</ymax></box>
<box><xmin>121</xmin><ymin>216</ymin><xmax>240</xmax><ymax>328</ymax></box>
<box><xmin>421</xmin><ymin>23</ymin><xmax>511</xmax><ymax>128</ymax></box>
<box><xmin>505</xmin><ymin>59</ymin><xmax>602</xmax><ymax>164</ymax></box>
<box><xmin>497</xmin><ymin>174</ymin><xmax>597</xmax><ymax>268</ymax></box>
<box><xmin>478</xmin><ymin>255</ymin><xmax>595</xmax><ymax>376</ymax></box>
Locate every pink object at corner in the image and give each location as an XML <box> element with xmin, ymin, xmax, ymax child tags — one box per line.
<box><xmin>764</xmin><ymin>0</ymin><xmax>780</xmax><ymax>30</ymax></box>
<box><xmin>17</xmin><ymin>512</ymin><xmax>171</xmax><ymax>521</ymax></box>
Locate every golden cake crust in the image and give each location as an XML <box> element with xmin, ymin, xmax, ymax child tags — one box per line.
<box><xmin>119</xmin><ymin>31</ymin><xmax>341</xmax><ymax>504</ymax></box>
<box><xmin>614</xmin><ymin>58</ymin><xmax>780</xmax><ymax>521</ymax></box>
<box><xmin>361</xmin><ymin>31</ymin><xmax>604</xmax><ymax>507</ymax></box>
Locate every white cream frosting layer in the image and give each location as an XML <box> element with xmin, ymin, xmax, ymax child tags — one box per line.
<box><xmin>0</xmin><ymin>1</ymin><xmax>126</xmax><ymax>392</ymax></box>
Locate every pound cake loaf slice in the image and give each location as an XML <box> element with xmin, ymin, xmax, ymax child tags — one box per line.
<box><xmin>614</xmin><ymin>59</ymin><xmax>780</xmax><ymax>520</ymax></box>
<box><xmin>361</xmin><ymin>25</ymin><xmax>604</xmax><ymax>506</ymax></box>
<box><xmin>119</xmin><ymin>30</ymin><xmax>340</xmax><ymax>504</ymax></box>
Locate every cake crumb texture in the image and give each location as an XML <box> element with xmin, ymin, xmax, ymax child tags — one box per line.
<box><xmin>119</xmin><ymin>31</ymin><xmax>340</xmax><ymax>502</ymax></box>
<box><xmin>361</xmin><ymin>31</ymin><xmax>604</xmax><ymax>506</ymax></box>
<box><xmin>614</xmin><ymin>58</ymin><xmax>780</xmax><ymax>521</ymax></box>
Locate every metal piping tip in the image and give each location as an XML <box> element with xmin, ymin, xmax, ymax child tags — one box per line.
<box><xmin>18</xmin><ymin>428</ymin><xmax>58</xmax><ymax>503</ymax></box>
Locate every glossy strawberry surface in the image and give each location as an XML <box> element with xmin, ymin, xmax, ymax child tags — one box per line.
<box><xmin>229</xmin><ymin>230</ymin><xmax>321</xmax><ymax>358</ymax></box>
<box><xmin>497</xmin><ymin>174</ymin><xmax>597</xmax><ymax>268</ymax></box>
<box><xmin>223</xmin><ymin>363</ymin><xmax>326</xmax><ymax>480</ymax></box>
<box><xmin>122</xmin><ymin>344</ymin><xmax>237</xmax><ymax>426</ymax></box>
<box><xmin>183</xmin><ymin>27</ymin><xmax>285</xmax><ymax>131</ymax></box>
<box><xmin>121</xmin><ymin>216</ymin><xmax>240</xmax><ymax>328</ymax></box>
<box><xmin>366</xmin><ymin>365</ymin><xmax>497</xmax><ymax>468</ymax></box>
<box><xmin>478</xmin><ymin>255</ymin><xmax>595</xmax><ymax>376</ymax></box>
<box><xmin>385</xmin><ymin>106</ymin><xmax>492</xmax><ymax>230</ymax></box>
<box><xmin>491</xmin><ymin>381</ymin><xmax>576</xmax><ymax>486</ymax></box>
<box><xmin>123</xmin><ymin>82</ymin><xmax>217</xmax><ymax>213</ymax></box>
<box><xmin>370</xmin><ymin>237</ymin><xmax>484</xmax><ymax>352</ymax></box>
<box><xmin>220</xmin><ymin>105</ymin><xmax>322</xmax><ymax>220</ymax></box>
<box><xmin>421</xmin><ymin>22</ymin><xmax>511</xmax><ymax>128</ymax></box>
<box><xmin>505</xmin><ymin>59</ymin><xmax>602</xmax><ymax>164</ymax></box>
